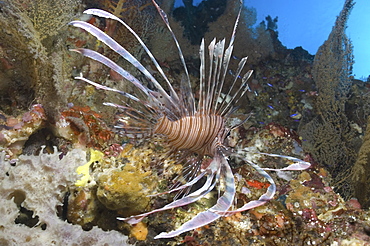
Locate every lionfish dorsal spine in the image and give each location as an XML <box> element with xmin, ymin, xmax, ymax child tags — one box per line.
<box><xmin>209</xmin><ymin>38</ymin><xmax>226</xmax><ymax>114</ymax></box>
<box><xmin>213</xmin><ymin>42</ymin><xmax>233</xmax><ymax>113</ymax></box>
<box><xmin>205</xmin><ymin>38</ymin><xmax>216</xmax><ymax>114</ymax></box>
<box><xmin>231</xmin><ymin>69</ymin><xmax>253</xmax><ymax>106</ymax></box>
<box><xmin>198</xmin><ymin>38</ymin><xmax>206</xmax><ymax>114</ymax></box>
<box><xmin>219</xmin><ymin>57</ymin><xmax>250</xmax><ymax>115</ymax></box>
<box><xmin>151</xmin><ymin>0</ymin><xmax>196</xmax><ymax>116</ymax></box>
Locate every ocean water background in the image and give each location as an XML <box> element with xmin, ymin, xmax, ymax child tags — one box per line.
<box><xmin>175</xmin><ymin>0</ymin><xmax>370</xmax><ymax>80</ymax></box>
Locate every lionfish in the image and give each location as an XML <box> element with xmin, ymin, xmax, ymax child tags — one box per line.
<box><xmin>70</xmin><ymin>0</ymin><xmax>310</xmax><ymax>239</ymax></box>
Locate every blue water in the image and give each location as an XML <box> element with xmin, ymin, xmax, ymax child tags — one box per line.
<box><xmin>174</xmin><ymin>0</ymin><xmax>370</xmax><ymax>80</ymax></box>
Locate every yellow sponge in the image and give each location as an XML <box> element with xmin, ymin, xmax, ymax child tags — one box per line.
<box><xmin>75</xmin><ymin>149</ymin><xmax>103</xmax><ymax>187</ymax></box>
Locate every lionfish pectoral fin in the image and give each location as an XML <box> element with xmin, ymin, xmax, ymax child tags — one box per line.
<box><xmin>74</xmin><ymin>75</ymin><xmax>143</xmax><ymax>103</ymax></box>
<box><xmin>218</xmin><ymin>153</ymin><xmax>277</xmax><ymax>215</ymax></box>
<box><xmin>71</xmin><ymin>48</ymin><xmax>151</xmax><ymax>96</ymax></box>
<box><xmin>119</xmin><ymin>169</ymin><xmax>218</xmax><ymax>225</ymax></box>
<box><xmin>255</xmin><ymin>152</ymin><xmax>311</xmax><ymax>171</ymax></box>
<box><xmin>155</xmin><ymin>154</ymin><xmax>235</xmax><ymax>239</ymax></box>
<box><xmin>155</xmin><ymin>210</ymin><xmax>221</xmax><ymax>239</ymax></box>
<box><xmin>147</xmin><ymin>171</ymin><xmax>207</xmax><ymax>197</ymax></box>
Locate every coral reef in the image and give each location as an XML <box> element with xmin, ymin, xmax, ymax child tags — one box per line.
<box><xmin>0</xmin><ymin>0</ymin><xmax>82</xmax><ymax>118</ymax></box>
<box><xmin>0</xmin><ymin>148</ymin><xmax>131</xmax><ymax>245</ymax></box>
<box><xmin>352</xmin><ymin>115</ymin><xmax>370</xmax><ymax>207</ymax></box>
<box><xmin>1</xmin><ymin>0</ymin><xmax>370</xmax><ymax>244</ymax></box>
<box><xmin>0</xmin><ymin>104</ymin><xmax>46</xmax><ymax>158</ymax></box>
<box><xmin>96</xmin><ymin>147</ymin><xmax>156</xmax><ymax>214</ymax></box>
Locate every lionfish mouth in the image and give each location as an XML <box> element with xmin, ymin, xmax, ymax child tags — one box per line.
<box><xmin>69</xmin><ymin>0</ymin><xmax>310</xmax><ymax>239</ymax></box>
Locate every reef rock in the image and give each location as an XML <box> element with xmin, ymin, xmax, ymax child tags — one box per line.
<box><xmin>0</xmin><ymin>148</ymin><xmax>130</xmax><ymax>245</ymax></box>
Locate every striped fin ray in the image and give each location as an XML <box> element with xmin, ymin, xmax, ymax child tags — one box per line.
<box><xmin>209</xmin><ymin>0</ymin><xmax>253</xmax><ymax>117</ymax></box>
<box><xmin>208</xmin><ymin>39</ymin><xmax>226</xmax><ymax>114</ymax></box>
<box><xmin>217</xmin><ymin>57</ymin><xmax>247</xmax><ymax>112</ymax></box>
<box><xmin>69</xmin><ymin>20</ymin><xmax>181</xmax><ymax>117</ymax></box>
<box><xmin>209</xmin><ymin>2</ymin><xmax>243</xmax><ymax>115</ymax></box>
<box><xmin>82</xmin><ymin>8</ymin><xmax>183</xmax><ymax>115</ymax></box>
<box><xmin>75</xmin><ymin>76</ymin><xmax>144</xmax><ymax>103</ymax></box>
<box><xmin>103</xmin><ymin>102</ymin><xmax>157</xmax><ymax>137</ymax></box>
<box><xmin>197</xmin><ymin>0</ymin><xmax>252</xmax><ymax>117</ymax></box>
<box><xmin>205</xmin><ymin>38</ymin><xmax>216</xmax><ymax>114</ymax></box>
<box><xmin>213</xmin><ymin>44</ymin><xmax>234</xmax><ymax>113</ymax></box>
<box><xmin>217</xmin><ymin>150</ymin><xmax>311</xmax><ymax>216</ymax></box>
<box><xmin>75</xmin><ymin>75</ymin><xmax>160</xmax><ymax>135</ymax></box>
<box><xmin>155</xmin><ymin>153</ymin><xmax>234</xmax><ymax>239</ymax></box>
<box><xmin>215</xmin><ymin>152</ymin><xmax>277</xmax><ymax>216</ymax></box>
<box><xmin>103</xmin><ymin>102</ymin><xmax>157</xmax><ymax>126</ymax></box>
<box><xmin>120</xmin><ymin>159</ymin><xmax>221</xmax><ymax>225</ymax></box>
<box><xmin>148</xmin><ymin>168</ymin><xmax>206</xmax><ymax>197</ymax></box>
<box><xmin>166</xmin><ymin>155</ymin><xmax>203</xmax><ymax>200</ymax></box>
<box><xmin>254</xmin><ymin>152</ymin><xmax>312</xmax><ymax>171</ymax></box>
<box><xmin>151</xmin><ymin>0</ymin><xmax>196</xmax><ymax>116</ymax></box>
<box><xmin>220</xmin><ymin>68</ymin><xmax>253</xmax><ymax>117</ymax></box>
<box><xmin>72</xmin><ymin>48</ymin><xmax>150</xmax><ymax>97</ymax></box>
<box><xmin>198</xmin><ymin>39</ymin><xmax>206</xmax><ymax>114</ymax></box>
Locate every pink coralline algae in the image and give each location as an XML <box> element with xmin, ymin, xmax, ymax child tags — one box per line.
<box><xmin>0</xmin><ymin>104</ymin><xmax>46</xmax><ymax>157</ymax></box>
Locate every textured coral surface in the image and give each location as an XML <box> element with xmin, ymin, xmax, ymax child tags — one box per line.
<box><xmin>0</xmin><ymin>148</ymin><xmax>131</xmax><ymax>245</ymax></box>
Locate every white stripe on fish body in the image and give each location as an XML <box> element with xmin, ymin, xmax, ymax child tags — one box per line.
<box><xmin>154</xmin><ymin>114</ymin><xmax>226</xmax><ymax>156</ymax></box>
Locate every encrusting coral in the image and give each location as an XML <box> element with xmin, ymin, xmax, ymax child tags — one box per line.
<box><xmin>0</xmin><ymin>147</ymin><xmax>132</xmax><ymax>245</ymax></box>
<box><xmin>0</xmin><ymin>105</ymin><xmax>46</xmax><ymax>158</ymax></box>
